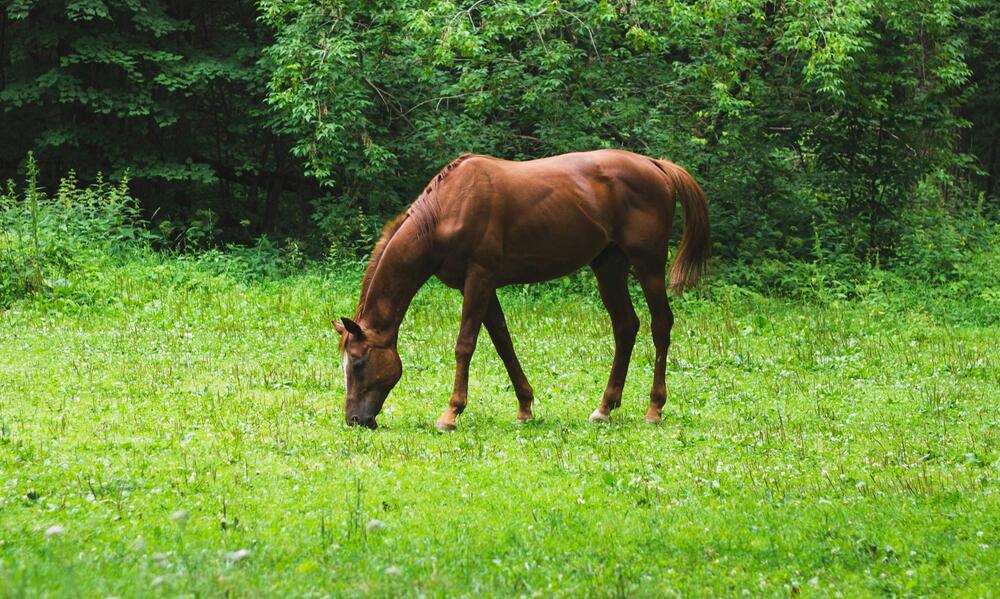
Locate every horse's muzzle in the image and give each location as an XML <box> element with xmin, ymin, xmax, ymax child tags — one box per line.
<box><xmin>347</xmin><ymin>414</ymin><xmax>378</xmax><ymax>429</ymax></box>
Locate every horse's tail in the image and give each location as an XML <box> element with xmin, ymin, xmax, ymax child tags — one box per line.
<box><xmin>658</xmin><ymin>160</ymin><xmax>710</xmax><ymax>296</ymax></box>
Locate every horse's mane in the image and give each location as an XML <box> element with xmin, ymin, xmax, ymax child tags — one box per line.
<box><xmin>351</xmin><ymin>153</ymin><xmax>475</xmax><ymax>323</ymax></box>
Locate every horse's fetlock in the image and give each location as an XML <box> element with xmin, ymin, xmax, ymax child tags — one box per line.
<box><xmin>516</xmin><ymin>382</ymin><xmax>534</xmax><ymax>401</ymax></box>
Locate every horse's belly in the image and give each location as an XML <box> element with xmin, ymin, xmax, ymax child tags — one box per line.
<box><xmin>496</xmin><ymin>257</ymin><xmax>595</xmax><ymax>285</ymax></box>
<box><xmin>495</xmin><ymin>217</ymin><xmax>609</xmax><ymax>285</ymax></box>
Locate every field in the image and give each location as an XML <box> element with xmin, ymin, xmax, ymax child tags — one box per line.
<box><xmin>1</xmin><ymin>255</ymin><xmax>998</xmax><ymax>597</ymax></box>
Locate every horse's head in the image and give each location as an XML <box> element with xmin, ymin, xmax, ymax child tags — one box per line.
<box><xmin>334</xmin><ymin>317</ymin><xmax>401</xmax><ymax>429</ymax></box>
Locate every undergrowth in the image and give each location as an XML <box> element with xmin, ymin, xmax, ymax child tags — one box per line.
<box><xmin>0</xmin><ymin>154</ymin><xmax>148</xmax><ymax>307</ymax></box>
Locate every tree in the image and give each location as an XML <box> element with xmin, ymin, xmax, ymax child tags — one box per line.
<box><xmin>262</xmin><ymin>0</ymin><xmax>990</xmax><ymax>269</ymax></box>
<box><xmin>0</xmin><ymin>0</ymin><xmax>313</xmax><ymax>242</ymax></box>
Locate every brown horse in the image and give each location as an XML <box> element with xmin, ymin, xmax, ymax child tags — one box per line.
<box><xmin>334</xmin><ymin>149</ymin><xmax>710</xmax><ymax>430</ymax></box>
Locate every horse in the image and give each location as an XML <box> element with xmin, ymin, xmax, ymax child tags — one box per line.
<box><xmin>334</xmin><ymin>149</ymin><xmax>710</xmax><ymax>431</ymax></box>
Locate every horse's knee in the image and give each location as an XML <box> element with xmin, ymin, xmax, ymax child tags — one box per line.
<box><xmin>454</xmin><ymin>339</ymin><xmax>476</xmax><ymax>363</ymax></box>
<box><xmin>628</xmin><ymin>313</ymin><xmax>641</xmax><ymax>339</ymax></box>
<box><xmin>650</xmin><ymin>323</ymin><xmax>671</xmax><ymax>347</ymax></box>
<box><xmin>651</xmin><ymin>310</ymin><xmax>673</xmax><ymax>349</ymax></box>
<box><xmin>615</xmin><ymin>313</ymin><xmax>640</xmax><ymax>344</ymax></box>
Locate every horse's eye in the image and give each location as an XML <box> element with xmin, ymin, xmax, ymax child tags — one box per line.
<box><xmin>352</xmin><ymin>359</ymin><xmax>366</xmax><ymax>372</ymax></box>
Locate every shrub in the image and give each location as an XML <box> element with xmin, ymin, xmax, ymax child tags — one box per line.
<box><xmin>0</xmin><ymin>154</ymin><xmax>150</xmax><ymax>307</ymax></box>
<box><xmin>893</xmin><ymin>173</ymin><xmax>994</xmax><ymax>283</ymax></box>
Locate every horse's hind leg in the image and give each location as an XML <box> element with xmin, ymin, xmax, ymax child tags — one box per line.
<box><xmin>589</xmin><ymin>246</ymin><xmax>640</xmax><ymax>422</ymax></box>
<box><xmin>483</xmin><ymin>292</ymin><xmax>535</xmax><ymax>422</ymax></box>
<box><xmin>632</xmin><ymin>260</ymin><xmax>674</xmax><ymax>424</ymax></box>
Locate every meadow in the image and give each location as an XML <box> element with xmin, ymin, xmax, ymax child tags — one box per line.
<box><xmin>1</xmin><ymin>250</ymin><xmax>998</xmax><ymax>597</ymax></box>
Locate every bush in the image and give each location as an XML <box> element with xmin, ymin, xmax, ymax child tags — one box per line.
<box><xmin>193</xmin><ymin>236</ymin><xmax>308</xmax><ymax>282</ymax></box>
<box><xmin>893</xmin><ymin>173</ymin><xmax>994</xmax><ymax>284</ymax></box>
<box><xmin>0</xmin><ymin>154</ymin><xmax>150</xmax><ymax>307</ymax></box>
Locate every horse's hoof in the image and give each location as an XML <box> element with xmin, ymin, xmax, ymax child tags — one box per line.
<box><xmin>644</xmin><ymin>416</ymin><xmax>662</xmax><ymax>425</ymax></box>
<box><xmin>588</xmin><ymin>409</ymin><xmax>609</xmax><ymax>422</ymax></box>
<box><xmin>435</xmin><ymin>421</ymin><xmax>457</xmax><ymax>432</ymax></box>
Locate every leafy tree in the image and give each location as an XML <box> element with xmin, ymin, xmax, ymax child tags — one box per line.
<box><xmin>960</xmin><ymin>1</ymin><xmax>1000</xmax><ymax>201</ymax></box>
<box><xmin>262</xmin><ymin>0</ymin><xmax>993</xmax><ymax>274</ymax></box>
<box><xmin>0</xmin><ymin>0</ymin><xmax>313</xmax><ymax>243</ymax></box>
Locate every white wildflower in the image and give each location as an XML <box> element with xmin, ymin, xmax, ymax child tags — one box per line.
<box><xmin>44</xmin><ymin>525</ymin><xmax>65</xmax><ymax>537</ymax></box>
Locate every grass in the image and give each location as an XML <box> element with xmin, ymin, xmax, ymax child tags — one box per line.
<box><xmin>1</xmin><ymin>252</ymin><xmax>998</xmax><ymax>597</ymax></box>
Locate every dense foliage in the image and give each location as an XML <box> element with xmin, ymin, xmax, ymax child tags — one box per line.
<box><xmin>0</xmin><ymin>0</ymin><xmax>313</xmax><ymax>242</ymax></box>
<box><xmin>2</xmin><ymin>0</ymin><xmax>998</xmax><ymax>287</ymax></box>
<box><xmin>0</xmin><ymin>153</ymin><xmax>146</xmax><ymax>305</ymax></box>
<box><xmin>262</xmin><ymin>0</ymin><xmax>998</xmax><ymax>273</ymax></box>
<box><xmin>0</xmin><ymin>155</ymin><xmax>315</xmax><ymax>307</ymax></box>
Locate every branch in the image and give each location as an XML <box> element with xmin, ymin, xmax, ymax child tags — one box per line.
<box><xmin>404</xmin><ymin>91</ymin><xmax>480</xmax><ymax>115</ymax></box>
<box><xmin>364</xmin><ymin>78</ymin><xmax>416</xmax><ymax>130</ymax></box>
<box><xmin>557</xmin><ymin>8</ymin><xmax>600</xmax><ymax>58</ymax></box>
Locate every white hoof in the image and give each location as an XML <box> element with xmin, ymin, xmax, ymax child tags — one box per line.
<box><xmin>588</xmin><ymin>409</ymin><xmax>609</xmax><ymax>422</ymax></box>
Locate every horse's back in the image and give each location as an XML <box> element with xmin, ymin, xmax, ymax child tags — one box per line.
<box><xmin>430</xmin><ymin>150</ymin><xmax>677</xmax><ymax>285</ymax></box>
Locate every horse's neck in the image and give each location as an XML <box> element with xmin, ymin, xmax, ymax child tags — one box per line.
<box><xmin>359</xmin><ymin>219</ymin><xmax>435</xmax><ymax>341</ymax></box>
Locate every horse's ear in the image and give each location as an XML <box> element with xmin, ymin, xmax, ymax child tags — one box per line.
<box><xmin>339</xmin><ymin>317</ymin><xmax>365</xmax><ymax>340</ymax></box>
<box><xmin>333</xmin><ymin>319</ymin><xmax>346</xmax><ymax>335</ymax></box>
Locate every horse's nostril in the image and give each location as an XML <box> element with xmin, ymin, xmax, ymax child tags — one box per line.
<box><xmin>348</xmin><ymin>415</ymin><xmax>361</xmax><ymax>426</ymax></box>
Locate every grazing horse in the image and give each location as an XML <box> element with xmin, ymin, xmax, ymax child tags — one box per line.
<box><xmin>334</xmin><ymin>149</ymin><xmax>710</xmax><ymax>430</ymax></box>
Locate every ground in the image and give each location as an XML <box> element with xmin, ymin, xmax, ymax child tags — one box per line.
<box><xmin>1</xmin><ymin>258</ymin><xmax>998</xmax><ymax>597</ymax></box>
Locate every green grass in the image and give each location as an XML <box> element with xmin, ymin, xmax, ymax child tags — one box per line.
<box><xmin>1</xmin><ymin>254</ymin><xmax>998</xmax><ymax>597</ymax></box>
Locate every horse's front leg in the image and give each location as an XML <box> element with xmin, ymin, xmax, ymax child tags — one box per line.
<box><xmin>435</xmin><ymin>267</ymin><xmax>494</xmax><ymax>431</ymax></box>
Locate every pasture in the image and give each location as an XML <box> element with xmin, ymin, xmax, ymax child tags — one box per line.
<box><xmin>1</xmin><ymin>255</ymin><xmax>997</xmax><ymax>596</ymax></box>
